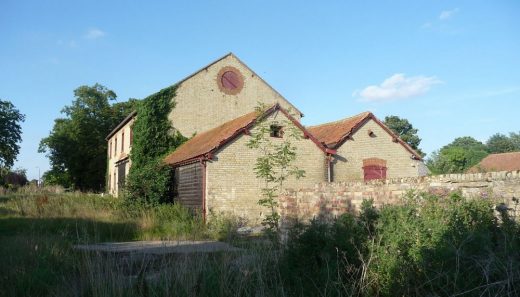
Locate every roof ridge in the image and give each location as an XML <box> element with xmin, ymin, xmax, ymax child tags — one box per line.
<box><xmin>486</xmin><ymin>151</ymin><xmax>520</xmax><ymax>156</ymax></box>
<box><xmin>307</xmin><ymin>111</ymin><xmax>371</xmax><ymax>129</ymax></box>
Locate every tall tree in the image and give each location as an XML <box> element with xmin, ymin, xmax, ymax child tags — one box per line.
<box><xmin>0</xmin><ymin>99</ymin><xmax>25</xmax><ymax>171</ymax></box>
<box><xmin>384</xmin><ymin>115</ymin><xmax>425</xmax><ymax>157</ymax></box>
<box><xmin>427</xmin><ymin>136</ymin><xmax>489</xmax><ymax>174</ymax></box>
<box><xmin>39</xmin><ymin>84</ymin><xmax>137</xmax><ymax>191</ymax></box>
<box><xmin>486</xmin><ymin>133</ymin><xmax>519</xmax><ymax>153</ymax></box>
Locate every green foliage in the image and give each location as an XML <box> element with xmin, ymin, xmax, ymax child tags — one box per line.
<box><xmin>247</xmin><ymin>104</ymin><xmax>305</xmax><ymax>239</ymax></box>
<box><xmin>487</xmin><ymin>132</ymin><xmax>520</xmax><ymax>153</ymax></box>
<box><xmin>427</xmin><ymin>136</ymin><xmax>490</xmax><ymax>174</ymax></box>
<box><xmin>126</xmin><ymin>84</ymin><xmax>187</xmax><ymax>204</ymax></box>
<box><xmin>384</xmin><ymin>115</ymin><xmax>424</xmax><ymax>156</ymax></box>
<box><xmin>125</xmin><ymin>160</ymin><xmax>173</xmax><ymax>205</ymax></box>
<box><xmin>38</xmin><ymin>84</ymin><xmax>138</xmax><ymax>191</ymax></box>
<box><xmin>369</xmin><ymin>192</ymin><xmax>519</xmax><ymax>296</ymax></box>
<box><xmin>0</xmin><ymin>99</ymin><xmax>25</xmax><ymax>171</ymax></box>
<box><xmin>282</xmin><ymin>214</ymin><xmax>366</xmax><ymax>296</ymax></box>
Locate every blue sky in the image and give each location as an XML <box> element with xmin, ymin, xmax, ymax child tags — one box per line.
<box><xmin>1</xmin><ymin>1</ymin><xmax>519</xmax><ymax>180</ymax></box>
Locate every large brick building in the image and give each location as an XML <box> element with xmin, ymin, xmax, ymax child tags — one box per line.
<box><xmin>106</xmin><ymin>53</ymin><xmax>427</xmax><ymax>221</ymax></box>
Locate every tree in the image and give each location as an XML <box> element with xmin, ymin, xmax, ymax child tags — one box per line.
<box><xmin>427</xmin><ymin>136</ymin><xmax>489</xmax><ymax>174</ymax></box>
<box><xmin>486</xmin><ymin>133</ymin><xmax>519</xmax><ymax>153</ymax></box>
<box><xmin>39</xmin><ymin>84</ymin><xmax>138</xmax><ymax>191</ymax></box>
<box><xmin>0</xmin><ymin>99</ymin><xmax>25</xmax><ymax>170</ymax></box>
<box><xmin>247</xmin><ymin>104</ymin><xmax>305</xmax><ymax>240</ymax></box>
<box><xmin>384</xmin><ymin>115</ymin><xmax>425</xmax><ymax>157</ymax></box>
<box><xmin>510</xmin><ymin>132</ymin><xmax>520</xmax><ymax>150</ymax></box>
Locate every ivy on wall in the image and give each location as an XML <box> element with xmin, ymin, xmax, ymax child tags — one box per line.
<box><xmin>126</xmin><ymin>84</ymin><xmax>187</xmax><ymax>204</ymax></box>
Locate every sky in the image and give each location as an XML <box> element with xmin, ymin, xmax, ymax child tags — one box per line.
<box><xmin>1</xmin><ymin>0</ymin><xmax>519</xmax><ymax>180</ymax></box>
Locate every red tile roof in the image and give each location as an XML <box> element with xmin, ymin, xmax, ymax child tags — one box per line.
<box><xmin>164</xmin><ymin>104</ymin><xmax>332</xmax><ymax>167</ymax></box>
<box><xmin>307</xmin><ymin>112</ymin><xmax>371</xmax><ymax>147</ymax></box>
<box><xmin>467</xmin><ymin>152</ymin><xmax>520</xmax><ymax>173</ymax></box>
<box><xmin>307</xmin><ymin>111</ymin><xmax>422</xmax><ymax>160</ymax></box>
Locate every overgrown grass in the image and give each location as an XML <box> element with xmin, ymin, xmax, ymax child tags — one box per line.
<box><xmin>1</xmin><ymin>188</ymin><xmax>519</xmax><ymax>296</ymax></box>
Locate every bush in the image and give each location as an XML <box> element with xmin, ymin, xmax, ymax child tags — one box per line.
<box><xmin>368</xmin><ymin>191</ymin><xmax>520</xmax><ymax>296</ymax></box>
<box><xmin>281</xmin><ymin>213</ymin><xmax>366</xmax><ymax>296</ymax></box>
<box><xmin>125</xmin><ymin>160</ymin><xmax>173</xmax><ymax>205</ymax></box>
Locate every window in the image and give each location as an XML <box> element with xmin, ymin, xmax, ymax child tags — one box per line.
<box><xmin>109</xmin><ymin>141</ymin><xmax>112</xmax><ymax>157</ymax></box>
<box><xmin>108</xmin><ymin>172</ymin><xmax>111</xmax><ymax>191</ymax></box>
<box><xmin>114</xmin><ymin>137</ymin><xmax>117</xmax><ymax>156</ymax></box>
<box><xmin>130</xmin><ymin>128</ymin><xmax>133</xmax><ymax>146</ymax></box>
<box><xmin>121</xmin><ymin>131</ymin><xmax>125</xmax><ymax>151</ymax></box>
<box><xmin>217</xmin><ymin>66</ymin><xmax>244</xmax><ymax>95</ymax></box>
<box><xmin>270</xmin><ymin>125</ymin><xmax>284</xmax><ymax>138</ymax></box>
<box><xmin>113</xmin><ymin>172</ymin><xmax>116</xmax><ymax>191</ymax></box>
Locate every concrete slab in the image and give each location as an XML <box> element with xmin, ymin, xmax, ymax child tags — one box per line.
<box><xmin>74</xmin><ymin>240</ymin><xmax>242</xmax><ymax>255</ymax></box>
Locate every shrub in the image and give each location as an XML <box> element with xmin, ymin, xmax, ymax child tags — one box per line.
<box><xmin>281</xmin><ymin>213</ymin><xmax>366</xmax><ymax>296</ymax></box>
<box><xmin>368</xmin><ymin>191</ymin><xmax>520</xmax><ymax>296</ymax></box>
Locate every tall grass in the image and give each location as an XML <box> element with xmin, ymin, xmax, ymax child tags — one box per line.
<box><xmin>1</xmin><ymin>187</ymin><xmax>519</xmax><ymax>296</ymax></box>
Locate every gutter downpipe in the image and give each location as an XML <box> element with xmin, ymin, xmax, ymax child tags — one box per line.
<box><xmin>200</xmin><ymin>158</ymin><xmax>207</xmax><ymax>223</ymax></box>
<box><xmin>327</xmin><ymin>154</ymin><xmax>333</xmax><ymax>183</ymax></box>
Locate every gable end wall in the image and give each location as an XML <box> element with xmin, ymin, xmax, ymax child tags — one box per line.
<box><xmin>205</xmin><ymin>111</ymin><xmax>326</xmax><ymax>224</ymax></box>
<box><xmin>333</xmin><ymin>119</ymin><xmax>424</xmax><ymax>181</ymax></box>
<box><xmin>169</xmin><ymin>55</ymin><xmax>300</xmax><ymax>137</ymax></box>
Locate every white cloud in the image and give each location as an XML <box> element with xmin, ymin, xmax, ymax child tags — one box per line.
<box><xmin>439</xmin><ymin>8</ymin><xmax>459</xmax><ymax>20</ymax></box>
<box><xmin>355</xmin><ymin>73</ymin><xmax>442</xmax><ymax>102</ymax></box>
<box><xmin>84</xmin><ymin>28</ymin><xmax>106</xmax><ymax>39</ymax></box>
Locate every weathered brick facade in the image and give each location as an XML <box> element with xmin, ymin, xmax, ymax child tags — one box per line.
<box><xmin>106</xmin><ymin>115</ymin><xmax>134</xmax><ymax>196</ymax></box>
<box><xmin>332</xmin><ymin>118</ymin><xmax>427</xmax><ymax>181</ymax></box>
<box><xmin>169</xmin><ymin>54</ymin><xmax>301</xmax><ymax>137</ymax></box>
<box><xmin>206</xmin><ymin>111</ymin><xmax>328</xmax><ymax>223</ymax></box>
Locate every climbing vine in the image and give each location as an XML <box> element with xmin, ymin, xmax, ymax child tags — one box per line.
<box><xmin>126</xmin><ymin>84</ymin><xmax>187</xmax><ymax>204</ymax></box>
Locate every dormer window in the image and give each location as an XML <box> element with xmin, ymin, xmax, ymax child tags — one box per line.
<box><xmin>270</xmin><ymin>125</ymin><xmax>284</xmax><ymax>138</ymax></box>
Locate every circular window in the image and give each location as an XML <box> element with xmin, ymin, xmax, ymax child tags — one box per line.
<box><xmin>217</xmin><ymin>67</ymin><xmax>244</xmax><ymax>95</ymax></box>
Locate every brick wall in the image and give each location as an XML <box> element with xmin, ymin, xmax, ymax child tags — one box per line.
<box><xmin>280</xmin><ymin>171</ymin><xmax>520</xmax><ymax>223</ymax></box>
<box><xmin>169</xmin><ymin>54</ymin><xmax>301</xmax><ymax>137</ymax></box>
<box><xmin>206</xmin><ymin>111</ymin><xmax>328</xmax><ymax>224</ymax></box>
<box><xmin>333</xmin><ymin>119</ymin><xmax>427</xmax><ymax>181</ymax></box>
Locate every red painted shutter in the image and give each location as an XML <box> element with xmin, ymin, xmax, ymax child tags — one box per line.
<box><xmin>363</xmin><ymin>165</ymin><xmax>387</xmax><ymax>181</ymax></box>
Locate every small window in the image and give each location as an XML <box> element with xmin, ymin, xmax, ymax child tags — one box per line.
<box><xmin>108</xmin><ymin>172</ymin><xmax>111</xmax><ymax>190</ymax></box>
<box><xmin>109</xmin><ymin>141</ymin><xmax>112</xmax><ymax>157</ymax></box>
<box><xmin>270</xmin><ymin>125</ymin><xmax>284</xmax><ymax>138</ymax></box>
<box><xmin>121</xmin><ymin>132</ymin><xmax>125</xmax><ymax>151</ymax></box>
<box><xmin>114</xmin><ymin>138</ymin><xmax>118</xmax><ymax>156</ymax></box>
<box><xmin>113</xmin><ymin>172</ymin><xmax>116</xmax><ymax>190</ymax></box>
<box><xmin>130</xmin><ymin>129</ymin><xmax>133</xmax><ymax>146</ymax></box>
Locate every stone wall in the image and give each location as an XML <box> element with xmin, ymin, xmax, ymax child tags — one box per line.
<box><xmin>280</xmin><ymin>171</ymin><xmax>520</xmax><ymax>223</ymax></box>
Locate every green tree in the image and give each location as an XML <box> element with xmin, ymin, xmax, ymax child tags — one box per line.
<box><xmin>383</xmin><ymin>115</ymin><xmax>425</xmax><ymax>157</ymax></box>
<box><xmin>247</xmin><ymin>104</ymin><xmax>305</xmax><ymax>239</ymax></box>
<box><xmin>0</xmin><ymin>99</ymin><xmax>25</xmax><ymax>171</ymax></box>
<box><xmin>486</xmin><ymin>133</ymin><xmax>519</xmax><ymax>153</ymax></box>
<box><xmin>510</xmin><ymin>132</ymin><xmax>520</xmax><ymax>150</ymax></box>
<box><xmin>427</xmin><ymin>136</ymin><xmax>489</xmax><ymax>174</ymax></box>
<box><xmin>39</xmin><ymin>84</ymin><xmax>137</xmax><ymax>191</ymax></box>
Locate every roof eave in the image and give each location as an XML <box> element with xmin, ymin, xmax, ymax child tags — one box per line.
<box><xmin>105</xmin><ymin>111</ymin><xmax>137</xmax><ymax>140</ymax></box>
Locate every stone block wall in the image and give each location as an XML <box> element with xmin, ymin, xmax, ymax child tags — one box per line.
<box><xmin>280</xmin><ymin>171</ymin><xmax>520</xmax><ymax>223</ymax></box>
